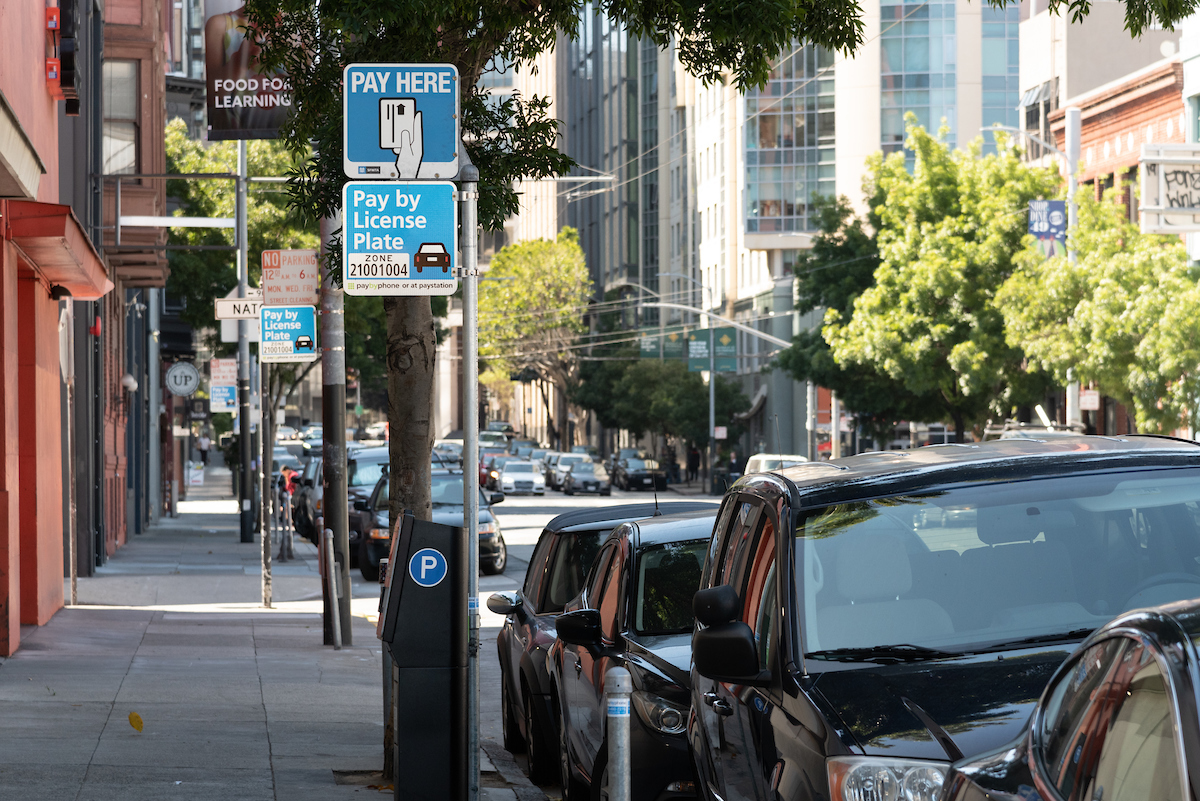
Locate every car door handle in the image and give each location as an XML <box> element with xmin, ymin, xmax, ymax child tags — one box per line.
<box><xmin>703</xmin><ymin>692</ymin><xmax>733</xmax><ymax>716</ymax></box>
<box><xmin>575</xmin><ymin>661</ymin><xmax>582</xmax><ymax>675</ymax></box>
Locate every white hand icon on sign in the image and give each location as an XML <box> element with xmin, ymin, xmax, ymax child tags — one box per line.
<box><xmin>379</xmin><ymin>98</ymin><xmax>424</xmax><ymax>179</ymax></box>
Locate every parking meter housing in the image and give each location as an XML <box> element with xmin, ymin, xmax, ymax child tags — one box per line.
<box><xmin>378</xmin><ymin>511</ymin><xmax>468</xmax><ymax>801</ymax></box>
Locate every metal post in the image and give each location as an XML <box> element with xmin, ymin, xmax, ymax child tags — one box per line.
<box><xmin>1065</xmin><ymin>107</ymin><xmax>1082</xmax><ymax>427</ymax></box>
<box><xmin>605</xmin><ymin>667</ymin><xmax>632</xmax><ymax>801</ymax></box>
<box><xmin>708</xmin><ymin>327</ymin><xmax>715</xmax><ymax>491</ymax></box>
<box><xmin>460</xmin><ymin>162</ymin><xmax>481</xmax><ymax>801</ymax></box>
<box><xmin>64</xmin><ymin>302</ymin><xmax>77</xmax><ymax>606</ymax></box>
<box><xmin>237</xmin><ymin>141</ymin><xmax>253</xmax><ymax>542</ymax></box>
<box><xmin>148</xmin><ymin>289</ymin><xmax>161</xmax><ymax>523</ymax></box>
<box><xmin>320</xmin><ymin>211</ymin><xmax>352</xmax><ymax>645</ymax></box>
<box><xmin>831</xmin><ymin>392</ymin><xmax>842</xmax><ymax>459</ymax></box>
<box><xmin>261</xmin><ymin>361</ymin><xmax>272</xmax><ymax>607</ymax></box>
<box><xmin>323</xmin><ymin>528</ymin><xmax>342</xmax><ymax>650</ymax></box>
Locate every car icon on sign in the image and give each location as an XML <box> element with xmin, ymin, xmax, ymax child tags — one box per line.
<box><xmin>415</xmin><ymin>242</ymin><xmax>451</xmax><ymax>273</ymax></box>
<box><xmin>295</xmin><ymin>336</ymin><xmax>314</xmax><ymax>352</ymax></box>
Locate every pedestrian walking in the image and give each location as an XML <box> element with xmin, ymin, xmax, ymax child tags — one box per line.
<box><xmin>686</xmin><ymin>446</ymin><xmax>701</xmax><ymax>483</ymax></box>
<box><xmin>198</xmin><ymin>433</ymin><xmax>212</xmax><ymax>465</ymax></box>
<box><xmin>729</xmin><ymin>450</ymin><xmax>740</xmax><ymax>477</ymax></box>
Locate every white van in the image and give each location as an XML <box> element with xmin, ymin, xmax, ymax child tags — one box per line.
<box><xmin>744</xmin><ymin>453</ymin><xmax>808</xmax><ymax>474</ymax></box>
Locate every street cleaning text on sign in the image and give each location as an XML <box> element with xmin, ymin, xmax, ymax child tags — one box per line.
<box><xmin>341</xmin><ymin>181</ymin><xmax>458</xmax><ymax>296</ymax></box>
<box><xmin>342</xmin><ymin>64</ymin><xmax>460</xmax><ymax>180</ymax></box>
<box><xmin>262</xmin><ymin>250</ymin><xmax>319</xmax><ymax>306</ymax></box>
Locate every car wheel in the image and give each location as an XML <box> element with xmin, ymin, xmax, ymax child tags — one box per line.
<box><xmin>524</xmin><ymin>692</ymin><xmax>555</xmax><ymax>784</ymax></box>
<box><xmin>501</xmin><ymin>674</ymin><xmax>525</xmax><ymax>753</ymax></box>
<box><xmin>601</xmin><ymin>489</ymin><xmax>611</xmax><ymax>497</ymax></box>
<box><xmin>482</xmin><ymin>535</ymin><xmax>507</xmax><ymax>575</ymax></box>
<box><xmin>565</xmin><ymin>485</ymin><xmax>574</xmax><ymax>495</ymax></box>
<box><xmin>357</xmin><ymin>542</ymin><xmax>379</xmax><ymax>581</ymax></box>
<box><xmin>557</xmin><ymin>700</ymin><xmax>587</xmax><ymax>801</ymax></box>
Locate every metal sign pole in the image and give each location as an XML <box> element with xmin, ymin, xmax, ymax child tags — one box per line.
<box><xmin>460</xmin><ymin>161</ymin><xmax>481</xmax><ymax>801</ymax></box>
<box><xmin>237</xmin><ymin>141</ymin><xmax>254</xmax><ymax>542</ymax></box>
<box><xmin>261</xmin><ymin>361</ymin><xmax>272</xmax><ymax>607</ymax></box>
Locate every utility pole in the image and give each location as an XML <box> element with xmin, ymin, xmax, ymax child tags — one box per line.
<box><xmin>237</xmin><ymin>141</ymin><xmax>254</xmax><ymax>542</ymax></box>
<box><xmin>320</xmin><ymin>211</ymin><xmax>352</xmax><ymax>645</ymax></box>
<box><xmin>707</xmin><ymin>326</ymin><xmax>715</xmax><ymax>489</ymax></box>
<box><xmin>1065</xmin><ymin>107</ymin><xmax>1082</xmax><ymax>428</ymax></box>
<box><xmin>460</xmin><ymin>160</ymin><xmax>482</xmax><ymax>801</ymax></box>
<box><xmin>148</xmin><ymin>289</ymin><xmax>161</xmax><ymax>524</ymax></box>
<box><xmin>261</xmin><ymin>361</ymin><xmax>272</xmax><ymax>608</ymax></box>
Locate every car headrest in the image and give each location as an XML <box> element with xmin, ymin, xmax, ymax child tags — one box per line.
<box><xmin>977</xmin><ymin>506</ymin><xmax>1076</xmax><ymax>546</ymax></box>
<box><xmin>835</xmin><ymin>517</ymin><xmax>912</xmax><ymax>602</ymax></box>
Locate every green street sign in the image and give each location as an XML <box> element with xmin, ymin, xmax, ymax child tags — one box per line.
<box><xmin>354</xmin><ymin>404</ymin><xmax>364</xmax><ymax>416</ymax></box>
<box><xmin>640</xmin><ymin>335</ymin><xmax>659</xmax><ymax>357</ymax></box>
<box><xmin>688</xmin><ymin>328</ymin><xmax>737</xmax><ymax>372</ymax></box>
<box><xmin>663</xmin><ymin>330</ymin><xmax>686</xmax><ymax>360</ymax></box>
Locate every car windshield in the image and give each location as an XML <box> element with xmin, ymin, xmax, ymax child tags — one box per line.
<box><xmin>428</xmin><ymin>474</ymin><xmax>490</xmax><ymax>507</ymax></box>
<box><xmin>635</xmin><ymin>540</ymin><xmax>707</xmax><ymax>635</ymax></box>
<box><xmin>505</xmin><ymin>463</ymin><xmax>534</xmax><ymax>473</ymax></box>
<box><xmin>347</xmin><ymin>458</ymin><xmax>386</xmax><ymax>487</ymax></box>
<box><xmin>797</xmin><ymin>467</ymin><xmax>1200</xmax><ymax>658</ymax></box>
<box><xmin>628</xmin><ymin>459</ymin><xmax>658</xmax><ymax>470</ymax></box>
<box><xmin>560</xmin><ymin>455</ymin><xmax>587</xmax><ymax>468</ymax></box>
<box><xmin>571</xmin><ymin>463</ymin><xmax>597</xmax><ymax>475</ymax></box>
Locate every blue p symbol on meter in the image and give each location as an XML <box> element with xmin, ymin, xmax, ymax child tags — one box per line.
<box><xmin>409</xmin><ymin>548</ymin><xmax>448</xmax><ymax>587</ymax></box>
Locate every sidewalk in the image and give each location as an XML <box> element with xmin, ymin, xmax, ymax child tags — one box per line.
<box><xmin>0</xmin><ymin>465</ymin><xmax>535</xmax><ymax>800</ymax></box>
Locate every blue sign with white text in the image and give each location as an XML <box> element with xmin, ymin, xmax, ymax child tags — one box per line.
<box><xmin>210</xmin><ymin>385</ymin><xmax>236</xmax><ymax>413</ymax></box>
<box><xmin>259</xmin><ymin>305</ymin><xmax>318</xmax><ymax>363</ymax></box>
<box><xmin>343</xmin><ymin>63</ymin><xmax>460</xmax><ymax>180</ymax></box>
<box><xmin>409</xmin><ymin>548</ymin><xmax>448</xmax><ymax>588</ymax></box>
<box><xmin>342</xmin><ymin>181</ymin><xmax>458</xmax><ymax>296</ymax></box>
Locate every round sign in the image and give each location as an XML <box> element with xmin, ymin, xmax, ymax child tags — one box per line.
<box><xmin>408</xmin><ymin>547</ymin><xmax>448</xmax><ymax>588</ymax></box>
<box><xmin>165</xmin><ymin>361</ymin><xmax>201</xmax><ymax>397</ymax></box>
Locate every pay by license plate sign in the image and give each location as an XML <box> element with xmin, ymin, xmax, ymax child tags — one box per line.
<box><xmin>341</xmin><ymin>181</ymin><xmax>458</xmax><ymax>296</ymax></box>
<box><xmin>259</xmin><ymin>305</ymin><xmax>319</xmax><ymax>363</ymax></box>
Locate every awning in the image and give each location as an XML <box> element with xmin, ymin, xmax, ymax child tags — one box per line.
<box><xmin>3</xmin><ymin>200</ymin><xmax>112</xmax><ymax>299</ymax></box>
<box><xmin>734</xmin><ymin>384</ymin><xmax>768</xmax><ymax>421</ymax></box>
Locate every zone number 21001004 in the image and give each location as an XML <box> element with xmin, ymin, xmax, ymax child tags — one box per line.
<box><xmin>346</xmin><ymin>253</ymin><xmax>409</xmax><ymax>278</ymax></box>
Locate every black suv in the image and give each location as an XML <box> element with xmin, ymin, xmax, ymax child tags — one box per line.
<box><xmin>689</xmin><ymin>436</ymin><xmax>1200</xmax><ymax>801</ymax></box>
<box><xmin>489</xmin><ymin>502</ymin><xmax>718</xmax><ymax>785</ymax></box>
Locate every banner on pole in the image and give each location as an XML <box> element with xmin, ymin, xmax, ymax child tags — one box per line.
<box><xmin>204</xmin><ymin>0</ymin><xmax>291</xmax><ymax>139</ymax></box>
<box><xmin>1028</xmin><ymin>200</ymin><xmax>1067</xmax><ymax>259</ymax></box>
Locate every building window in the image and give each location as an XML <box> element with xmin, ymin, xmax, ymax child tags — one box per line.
<box><xmin>103</xmin><ymin>60</ymin><xmax>139</xmax><ymax>175</ymax></box>
<box><xmin>980</xmin><ymin>4</ymin><xmax>1020</xmax><ymax>154</ymax></box>
<box><xmin>880</xmin><ymin>1</ymin><xmax>957</xmax><ymax>158</ymax></box>
<box><xmin>744</xmin><ymin>43</ymin><xmax>835</xmax><ymax>233</ymax></box>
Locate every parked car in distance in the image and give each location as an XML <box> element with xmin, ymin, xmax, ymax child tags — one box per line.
<box><xmin>607</xmin><ymin>447</ymin><xmax>642</xmax><ymax>473</ymax></box>
<box><xmin>689</xmin><ymin>436</ymin><xmax>1200</xmax><ymax>801</ymax></box>
<box><xmin>542</xmin><ymin>452</ymin><xmax>562</xmax><ymax>488</ymax></box>
<box><xmin>552</xmin><ymin>510</ymin><xmax>716</xmax><ymax>801</ymax></box>
<box><xmin>479</xmin><ymin>447</ymin><xmax>507</xmax><ymax>486</ymax></box>
<box><xmin>292</xmin><ymin>456</ymin><xmax>322</xmax><ymax>543</ymax></box>
<box><xmin>361</xmin><ymin>469</ymin><xmax>507</xmax><ymax>579</ymax></box>
<box><xmin>742</xmin><ymin>452</ymin><xmax>808</xmax><ymax>473</ymax></box>
<box><xmin>500</xmin><ymin>461</ymin><xmax>545</xmax><ymax>495</ymax></box>
<box><xmin>489</xmin><ymin>501</ymin><xmax>719</xmax><ymax>785</ymax></box>
<box><xmin>275</xmin><ymin>424</ymin><xmax>298</xmax><ymax>441</ymax></box>
<box><xmin>553</xmin><ymin>454</ymin><xmax>592</xmax><ymax>491</ymax></box>
<box><xmin>509</xmin><ymin>438</ymin><xmax>538</xmax><ymax>454</ymax></box>
<box><xmin>480</xmin><ymin>431</ymin><xmax>510</xmax><ymax>449</ymax></box>
<box><xmin>563</xmin><ymin>461</ymin><xmax>611</xmax><ymax>496</ymax></box>
<box><xmin>571</xmin><ymin>445</ymin><xmax>598</xmax><ymax>457</ymax></box>
<box><xmin>529</xmin><ymin>449</ymin><xmax>550</xmax><ymax>470</ymax></box>
<box><xmin>615</xmin><ymin>457</ymin><xmax>666</xmax><ymax>491</ymax></box>
<box><xmin>941</xmin><ymin>598</ymin><xmax>1200</xmax><ymax>801</ymax></box>
<box><xmin>486</xmin><ymin>455</ymin><xmax>517</xmax><ymax>491</ymax></box>
<box><xmin>433</xmin><ymin>439</ymin><xmax>463</xmax><ymax>464</ymax></box>
<box><xmin>343</xmin><ymin>446</ymin><xmax>391</xmax><ymax>579</ymax></box>
<box><xmin>487</xmin><ymin>421</ymin><xmax>516</xmax><ymax>439</ymax></box>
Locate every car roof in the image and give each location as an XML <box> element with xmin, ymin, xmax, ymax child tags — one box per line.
<box><xmin>348</xmin><ymin>446</ymin><xmax>389</xmax><ymax>461</ymax></box>
<box><xmin>760</xmin><ymin>436</ymin><xmax>1200</xmax><ymax>504</ymax></box>
<box><xmin>629</xmin><ymin>508</ymin><xmax>718</xmax><ymax>548</ymax></box>
<box><xmin>546</xmin><ymin>501</ymin><xmax>719</xmax><ymax>533</ymax></box>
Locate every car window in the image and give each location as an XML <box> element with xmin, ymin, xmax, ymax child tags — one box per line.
<box><xmin>545</xmin><ymin>534</ymin><xmax>607</xmax><ymax>613</ymax></box>
<box><xmin>523</xmin><ymin>533</ymin><xmax>557</xmax><ymax>612</ymax></box>
<box><xmin>795</xmin><ymin>468</ymin><xmax>1200</xmax><ymax>655</ymax></box>
<box><xmin>720</xmin><ymin>501</ymin><xmax>761</xmax><ymax>587</ymax></box>
<box><xmin>597</xmin><ymin>548</ymin><xmax>624</xmax><ymax>642</ymax></box>
<box><xmin>742</xmin><ymin>516</ymin><xmax>776</xmax><ymax>639</ymax></box>
<box><xmin>429</xmin><ymin>474</ymin><xmax>490</xmax><ymax>507</ymax></box>
<box><xmin>634</xmin><ymin>540</ymin><xmax>707</xmax><ymax>634</ymax></box>
<box><xmin>1039</xmin><ymin>637</ymin><xmax>1183</xmax><ymax>801</ymax></box>
<box><xmin>701</xmin><ymin>498</ymin><xmax>740</xmax><ymax>588</ymax></box>
<box><xmin>347</xmin><ymin>457</ymin><xmax>386</xmax><ymax>487</ymax></box>
<box><xmin>756</xmin><ymin>563</ymin><xmax>778</xmax><ymax>670</ymax></box>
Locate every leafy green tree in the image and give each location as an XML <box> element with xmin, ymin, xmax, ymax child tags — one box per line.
<box><xmin>164</xmin><ymin>119</ymin><xmax>317</xmax><ymax>349</ymax></box>
<box><xmin>244</xmin><ymin>0</ymin><xmax>1191</xmax><ymax>515</ymax></box>
<box><xmin>825</xmin><ymin>120</ymin><xmax>1060</xmax><ymax>442</ymax></box>
<box><xmin>1000</xmin><ymin>178</ymin><xmax>1200</xmax><ymax>432</ymax></box>
<box><xmin>775</xmin><ymin>193</ymin><xmax>939</xmax><ymax>446</ymax></box>
<box><xmin>479</xmin><ymin>229</ymin><xmax>592</xmax><ymax>447</ymax></box>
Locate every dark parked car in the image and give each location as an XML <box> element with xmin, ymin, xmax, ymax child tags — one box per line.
<box><xmin>360</xmin><ymin>469</ymin><xmax>507</xmax><ymax>580</ymax></box>
<box><xmin>607</xmin><ymin>447</ymin><xmax>642</xmax><ymax>474</ymax></box>
<box><xmin>488</xmin><ymin>502</ymin><xmax>719</xmax><ymax>785</ymax></box>
<box><xmin>563</xmin><ymin>461</ymin><xmax>612</xmax><ymax>496</ymax></box>
<box><xmin>688</xmin><ymin>436</ymin><xmax>1200</xmax><ymax>801</ymax></box>
<box><xmin>551</xmin><ymin>510</ymin><xmax>716</xmax><ymax>801</ymax></box>
<box><xmin>292</xmin><ymin>455</ymin><xmax>322</xmax><ymax>543</ymax></box>
<box><xmin>615</xmin><ymin>458</ymin><xmax>666</xmax><ymax>491</ymax></box>
<box><xmin>343</xmin><ymin>446</ymin><xmax>392</xmax><ymax>579</ymax></box>
<box><xmin>486</xmin><ymin>455</ymin><xmax>517</xmax><ymax>491</ymax></box>
<box><xmin>941</xmin><ymin>599</ymin><xmax>1200</xmax><ymax>801</ymax></box>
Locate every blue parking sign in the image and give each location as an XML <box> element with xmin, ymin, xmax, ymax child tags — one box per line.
<box><xmin>342</xmin><ymin>181</ymin><xmax>458</xmax><ymax>296</ymax></box>
<box><xmin>259</xmin><ymin>305</ymin><xmax>318</xmax><ymax>363</ymax></box>
<box><xmin>342</xmin><ymin>63</ymin><xmax>460</xmax><ymax>180</ymax></box>
<box><xmin>409</xmin><ymin>548</ymin><xmax>448</xmax><ymax>588</ymax></box>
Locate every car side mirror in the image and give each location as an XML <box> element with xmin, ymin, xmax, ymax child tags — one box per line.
<box><xmin>693</xmin><ymin>622</ymin><xmax>769</xmax><ymax>686</ymax></box>
<box><xmin>303</xmin><ymin>477</ymin><xmax>314</xmax><ymax>488</ymax></box>
<box><xmin>353</xmin><ymin>499</ymin><xmax>369</xmax><ymax>511</ymax></box>
<box><xmin>487</xmin><ymin>591</ymin><xmax>522</xmax><ymax>616</ymax></box>
<box><xmin>693</xmin><ymin>585</ymin><xmax>740</xmax><ymax>627</ymax></box>
<box><xmin>490</xmin><ymin>492</ymin><xmax>505</xmax><ymax>505</ymax></box>
<box><xmin>555</xmin><ymin>608</ymin><xmax>601</xmax><ymax>647</ymax></box>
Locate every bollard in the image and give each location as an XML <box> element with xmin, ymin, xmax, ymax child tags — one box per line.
<box><xmin>324</xmin><ymin>528</ymin><xmax>343</xmax><ymax>650</ymax></box>
<box><xmin>606</xmin><ymin>667</ymin><xmax>633</xmax><ymax>801</ymax></box>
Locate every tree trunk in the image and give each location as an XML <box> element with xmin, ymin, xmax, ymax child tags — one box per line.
<box><xmin>385</xmin><ymin>297</ymin><xmax>437</xmax><ymax>522</ymax></box>
<box><xmin>953</xmin><ymin>412</ymin><xmax>965</xmax><ymax>444</ymax></box>
<box><xmin>537</xmin><ymin>380</ymin><xmax>556</xmax><ymax>448</ymax></box>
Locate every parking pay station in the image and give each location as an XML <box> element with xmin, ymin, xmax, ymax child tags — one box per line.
<box><xmin>377</xmin><ymin>511</ymin><xmax>468</xmax><ymax>801</ymax></box>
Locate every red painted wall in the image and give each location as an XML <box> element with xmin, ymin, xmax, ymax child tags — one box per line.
<box><xmin>17</xmin><ymin>276</ymin><xmax>63</xmax><ymax>625</ymax></box>
<box><xmin>0</xmin><ymin>0</ymin><xmax>61</xmax><ymax>200</ymax></box>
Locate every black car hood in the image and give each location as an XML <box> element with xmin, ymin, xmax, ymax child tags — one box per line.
<box><xmin>626</xmin><ymin>632</ymin><xmax>692</xmax><ymax>688</ymax></box>
<box><xmin>812</xmin><ymin>649</ymin><xmax>1071</xmax><ymax>761</ymax></box>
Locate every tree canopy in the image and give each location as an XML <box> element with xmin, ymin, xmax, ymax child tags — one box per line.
<box><xmin>1000</xmin><ymin>177</ymin><xmax>1200</xmax><ymax>433</ymax></box>
<box><xmin>824</xmin><ymin>120</ymin><xmax>1060</xmax><ymax>441</ymax></box>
